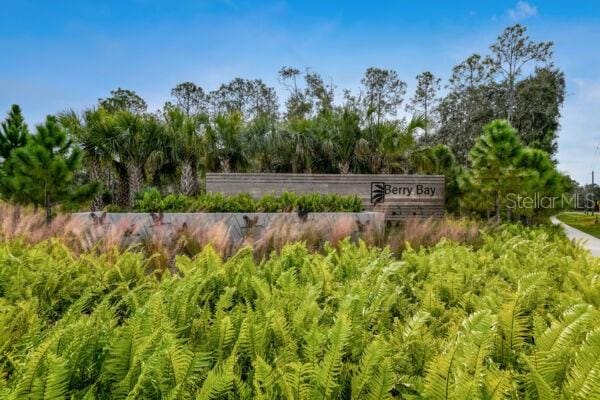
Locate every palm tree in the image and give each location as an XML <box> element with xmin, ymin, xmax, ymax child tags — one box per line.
<box><xmin>206</xmin><ymin>112</ymin><xmax>248</xmax><ymax>173</ymax></box>
<box><xmin>111</xmin><ymin>111</ymin><xmax>167</xmax><ymax>207</ymax></box>
<box><xmin>321</xmin><ymin>107</ymin><xmax>366</xmax><ymax>174</ymax></box>
<box><xmin>411</xmin><ymin>143</ymin><xmax>457</xmax><ymax>174</ymax></box>
<box><xmin>59</xmin><ymin>108</ymin><xmax>114</xmax><ymax>211</ymax></box>
<box><xmin>164</xmin><ymin>107</ymin><xmax>207</xmax><ymax>195</ymax></box>
<box><xmin>243</xmin><ymin>115</ymin><xmax>279</xmax><ymax>172</ymax></box>
<box><xmin>363</xmin><ymin>114</ymin><xmax>427</xmax><ymax>173</ymax></box>
<box><xmin>275</xmin><ymin>121</ymin><xmax>317</xmax><ymax>173</ymax></box>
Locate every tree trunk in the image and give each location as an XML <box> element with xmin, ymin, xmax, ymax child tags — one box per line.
<box><xmin>338</xmin><ymin>161</ymin><xmax>350</xmax><ymax>174</ymax></box>
<box><xmin>495</xmin><ymin>191</ymin><xmax>501</xmax><ymax>223</ymax></box>
<box><xmin>127</xmin><ymin>161</ymin><xmax>144</xmax><ymax>208</ymax></box>
<box><xmin>45</xmin><ymin>191</ymin><xmax>52</xmax><ymax>224</ymax></box>
<box><xmin>115</xmin><ymin>163</ymin><xmax>129</xmax><ymax>208</ymax></box>
<box><xmin>180</xmin><ymin>160</ymin><xmax>198</xmax><ymax>196</ymax></box>
<box><xmin>88</xmin><ymin>157</ymin><xmax>104</xmax><ymax>211</ymax></box>
<box><xmin>507</xmin><ymin>76</ymin><xmax>515</xmax><ymax>124</ymax></box>
<box><xmin>220</xmin><ymin>159</ymin><xmax>231</xmax><ymax>173</ymax></box>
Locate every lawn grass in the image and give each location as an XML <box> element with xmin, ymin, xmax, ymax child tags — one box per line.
<box><xmin>557</xmin><ymin>211</ymin><xmax>600</xmax><ymax>238</ymax></box>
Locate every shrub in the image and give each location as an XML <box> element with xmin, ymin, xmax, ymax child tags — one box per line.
<box><xmin>255</xmin><ymin>193</ymin><xmax>281</xmax><ymax>212</ymax></box>
<box><xmin>134</xmin><ymin>187</ymin><xmax>163</xmax><ymax>212</ymax></box>
<box><xmin>131</xmin><ymin>189</ymin><xmax>363</xmax><ymax>213</ymax></box>
<box><xmin>388</xmin><ymin>217</ymin><xmax>481</xmax><ymax>252</ymax></box>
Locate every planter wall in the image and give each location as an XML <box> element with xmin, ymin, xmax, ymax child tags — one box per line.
<box><xmin>71</xmin><ymin>212</ymin><xmax>385</xmax><ymax>246</ymax></box>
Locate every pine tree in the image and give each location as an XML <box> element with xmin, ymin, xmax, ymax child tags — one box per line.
<box><xmin>2</xmin><ymin>116</ymin><xmax>97</xmax><ymax>222</ymax></box>
<box><xmin>0</xmin><ymin>104</ymin><xmax>29</xmax><ymax>160</ymax></box>
<box><xmin>0</xmin><ymin>104</ymin><xmax>30</xmax><ymax>200</ymax></box>
<box><xmin>464</xmin><ymin>120</ymin><xmax>525</xmax><ymax>221</ymax></box>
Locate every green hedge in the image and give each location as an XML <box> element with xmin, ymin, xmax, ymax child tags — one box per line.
<box><xmin>129</xmin><ymin>188</ymin><xmax>363</xmax><ymax>213</ymax></box>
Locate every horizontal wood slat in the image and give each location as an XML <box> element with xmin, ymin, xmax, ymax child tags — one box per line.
<box><xmin>206</xmin><ymin>173</ymin><xmax>445</xmax><ymax>220</ymax></box>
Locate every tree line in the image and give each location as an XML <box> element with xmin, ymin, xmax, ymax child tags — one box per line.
<box><xmin>0</xmin><ymin>24</ymin><xmax>569</xmax><ymax>221</ymax></box>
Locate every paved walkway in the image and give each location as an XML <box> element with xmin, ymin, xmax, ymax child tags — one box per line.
<box><xmin>550</xmin><ymin>215</ymin><xmax>600</xmax><ymax>257</ymax></box>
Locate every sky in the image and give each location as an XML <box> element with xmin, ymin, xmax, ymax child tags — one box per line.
<box><xmin>1</xmin><ymin>0</ymin><xmax>600</xmax><ymax>184</ymax></box>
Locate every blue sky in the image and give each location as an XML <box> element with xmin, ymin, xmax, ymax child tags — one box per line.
<box><xmin>1</xmin><ymin>1</ymin><xmax>600</xmax><ymax>184</ymax></box>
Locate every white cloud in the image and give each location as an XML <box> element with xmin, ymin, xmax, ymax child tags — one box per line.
<box><xmin>508</xmin><ymin>1</ymin><xmax>538</xmax><ymax>21</ymax></box>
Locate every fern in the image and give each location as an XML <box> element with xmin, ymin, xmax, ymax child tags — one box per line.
<box><xmin>313</xmin><ymin>313</ymin><xmax>352</xmax><ymax>399</ymax></box>
<box><xmin>496</xmin><ymin>295</ymin><xmax>529</xmax><ymax>366</ymax></box>
<box><xmin>163</xmin><ymin>347</ymin><xmax>211</xmax><ymax>399</ymax></box>
<box><xmin>564</xmin><ymin>328</ymin><xmax>600</xmax><ymax>399</ymax></box>
<box><xmin>351</xmin><ymin>340</ymin><xmax>387</xmax><ymax>399</ymax></box>
<box><xmin>195</xmin><ymin>356</ymin><xmax>235</xmax><ymax>400</ymax></box>
<box><xmin>524</xmin><ymin>357</ymin><xmax>558</xmax><ymax>399</ymax></box>
<box><xmin>13</xmin><ymin>335</ymin><xmax>58</xmax><ymax>399</ymax></box>
<box><xmin>423</xmin><ymin>338</ymin><xmax>460</xmax><ymax>399</ymax></box>
<box><xmin>364</xmin><ymin>359</ymin><xmax>395</xmax><ymax>400</ymax></box>
<box><xmin>1</xmin><ymin>224</ymin><xmax>600</xmax><ymax>398</ymax></box>
<box><xmin>278</xmin><ymin>362</ymin><xmax>314</xmax><ymax>400</ymax></box>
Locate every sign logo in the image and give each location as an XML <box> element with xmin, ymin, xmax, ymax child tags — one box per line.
<box><xmin>371</xmin><ymin>182</ymin><xmax>386</xmax><ymax>205</ymax></box>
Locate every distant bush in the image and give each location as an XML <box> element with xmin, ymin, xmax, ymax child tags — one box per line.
<box><xmin>133</xmin><ymin>188</ymin><xmax>363</xmax><ymax>213</ymax></box>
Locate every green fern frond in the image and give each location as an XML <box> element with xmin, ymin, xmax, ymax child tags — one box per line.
<box><xmin>351</xmin><ymin>340</ymin><xmax>387</xmax><ymax>399</ymax></box>
<box><xmin>524</xmin><ymin>357</ymin><xmax>558</xmax><ymax>399</ymax></box>
<box><xmin>564</xmin><ymin>328</ymin><xmax>600</xmax><ymax>399</ymax></box>
<box><xmin>196</xmin><ymin>356</ymin><xmax>235</xmax><ymax>400</ymax></box>
<box><xmin>163</xmin><ymin>348</ymin><xmax>211</xmax><ymax>400</ymax></box>
<box><xmin>496</xmin><ymin>295</ymin><xmax>529</xmax><ymax>366</ymax></box>
<box><xmin>278</xmin><ymin>362</ymin><xmax>314</xmax><ymax>400</ymax></box>
<box><xmin>535</xmin><ymin>304</ymin><xmax>593</xmax><ymax>353</ymax></box>
<box><xmin>451</xmin><ymin>310</ymin><xmax>496</xmax><ymax>398</ymax></box>
<box><xmin>423</xmin><ymin>338</ymin><xmax>460</xmax><ymax>400</ymax></box>
<box><xmin>363</xmin><ymin>358</ymin><xmax>394</xmax><ymax>400</ymax></box>
<box><xmin>314</xmin><ymin>313</ymin><xmax>352</xmax><ymax>399</ymax></box>
<box><xmin>481</xmin><ymin>366</ymin><xmax>513</xmax><ymax>400</ymax></box>
<box><xmin>568</xmin><ymin>272</ymin><xmax>600</xmax><ymax>307</ymax></box>
<box><xmin>13</xmin><ymin>334</ymin><xmax>59</xmax><ymax>399</ymax></box>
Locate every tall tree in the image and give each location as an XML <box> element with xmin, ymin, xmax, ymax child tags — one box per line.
<box><xmin>407</xmin><ymin>71</ymin><xmax>441</xmax><ymax>137</ymax></box>
<box><xmin>304</xmin><ymin>71</ymin><xmax>335</xmax><ymax>115</ymax></box>
<box><xmin>436</xmin><ymin>54</ymin><xmax>502</xmax><ymax>164</ymax></box>
<box><xmin>209</xmin><ymin>78</ymin><xmax>278</xmax><ymax>120</ymax></box>
<box><xmin>516</xmin><ymin>147</ymin><xmax>568</xmax><ymax>220</ymax></box>
<box><xmin>361</xmin><ymin>68</ymin><xmax>406</xmax><ymax>125</ymax></box>
<box><xmin>489</xmin><ymin>24</ymin><xmax>553</xmax><ymax>123</ymax></box>
<box><xmin>2</xmin><ymin>116</ymin><xmax>96</xmax><ymax>222</ymax></box>
<box><xmin>513</xmin><ymin>67</ymin><xmax>565</xmax><ymax>155</ymax></box>
<box><xmin>0</xmin><ymin>104</ymin><xmax>29</xmax><ymax>161</ymax></box>
<box><xmin>170</xmin><ymin>82</ymin><xmax>207</xmax><ymax>116</ymax></box>
<box><xmin>278</xmin><ymin>66</ymin><xmax>312</xmax><ymax>120</ymax></box>
<box><xmin>99</xmin><ymin>88</ymin><xmax>148</xmax><ymax>114</ymax></box>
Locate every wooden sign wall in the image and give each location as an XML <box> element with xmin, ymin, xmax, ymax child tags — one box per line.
<box><xmin>206</xmin><ymin>173</ymin><xmax>445</xmax><ymax>221</ymax></box>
